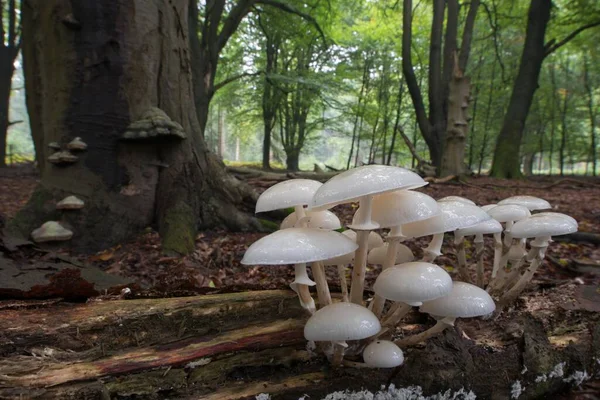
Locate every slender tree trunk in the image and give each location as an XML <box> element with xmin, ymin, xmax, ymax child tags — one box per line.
<box><xmin>387</xmin><ymin>80</ymin><xmax>405</xmax><ymax>165</ymax></box>
<box><xmin>549</xmin><ymin>64</ymin><xmax>557</xmax><ymax>175</ymax></box>
<box><xmin>559</xmin><ymin>58</ymin><xmax>570</xmax><ymax>177</ymax></box>
<box><xmin>12</xmin><ymin>0</ymin><xmax>259</xmax><ymax>255</ymax></box>
<box><xmin>489</xmin><ymin>0</ymin><xmax>551</xmax><ymax>179</ymax></box>
<box><xmin>584</xmin><ymin>57</ymin><xmax>597</xmax><ymax>177</ymax></box>
<box><xmin>0</xmin><ymin>49</ymin><xmax>20</xmax><ymax>168</ymax></box>
<box><xmin>217</xmin><ymin>106</ymin><xmax>225</xmax><ymax>158</ymax></box>
<box><xmin>347</xmin><ymin>58</ymin><xmax>370</xmax><ymax>170</ymax></box>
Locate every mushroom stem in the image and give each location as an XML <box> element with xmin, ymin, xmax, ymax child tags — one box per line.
<box><xmin>291</xmin><ymin>263</ymin><xmax>316</xmax><ymax>314</ymax></box>
<box><xmin>381</xmin><ymin>303</ymin><xmax>412</xmax><ymax>328</ymax></box>
<box><xmin>337</xmin><ymin>264</ymin><xmax>349</xmax><ymax>302</ymax></box>
<box><xmin>499</xmin><ymin>240</ymin><xmax>549</xmax><ymax>305</ymax></box>
<box><xmin>474</xmin><ymin>235</ymin><xmax>485</xmax><ymax>287</ymax></box>
<box><xmin>312</xmin><ymin>261</ymin><xmax>332</xmax><ymax>308</ymax></box>
<box><xmin>349</xmin><ymin>230</ymin><xmax>370</xmax><ymax>305</ymax></box>
<box><xmin>455</xmin><ymin>234</ymin><xmax>471</xmax><ymax>283</ymax></box>
<box><xmin>294</xmin><ymin>205</ymin><xmax>307</xmax><ymax>220</ymax></box>
<box><xmin>491</xmin><ymin>232</ymin><xmax>503</xmax><ymax>278</ymax></box>
<box><xmin>488</xmin><ymin>238</ymin><xmax>521</xmax><ymax>294</ymax></box>
<box><xmin>422</xmin><ymin>233</ymin><xmax>444</xmax><ymax>262</ymax></box>
<box><xmin>371</xmin><ymin>238</ymin><xmax>401</xmax><ymax>317</ymax></box>
<box><xmin>497</xmin><ymin>257</ymin><xmax>527</xmax><ymax>293</ymax></box>
<box><xmin>331</xmin><ymin>341</ymin><xmax>347</xmax><ymax>367</ymax></box>
<box><xmin>394</xmin><ymin>318</ymin><xmax>455</xmax><ymax>347</ymax></box>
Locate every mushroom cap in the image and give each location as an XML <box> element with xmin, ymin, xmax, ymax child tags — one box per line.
<box><xmin>531</xmin><ymin>212</ymin><xmax>577</xmax><ymax>227</ymax></box>
<box><xmin>363</xmin><ymin>340</ymin><xmax>404</xmax><ymax>368</ymax></box>
<box><xmin>31</xmin><ymin>221</ymin><xmax>73</xmax><ymax>243</ymax></box>
<box><xmin>56</xmin><ymin>195</ymin><xmax>85</xmax><ymax>210</ymax></box>
<box><xmin>66</xmin><ymin>137</ymin><xmax>87</xmax><ymax>151</ymax></box>
<box><xmin>370</xmin><ymin>190</ymin><xmax>440</xmax><ymax>228</ymax></box>
<box><xmin>438</xmin><ymin>196</ymin><xmax>475</xmax><ymax>205</ymax></box>
<box><xmin>498</xmin><ymin>195</ymin><xmax>551</xmax><ymax>211</ymax></box>
<box><xmin>456</xmin><ymin>219</ymin><xmax>503</xmax><ymax>237</ymax></box>
<box><xmin>367</xmin><ymin>242</ymin><xmax>414</xmax><ymax>265</ymax></box>
<box><xmin>487</xmin><ymin>204</ymin><xmax>531</xmax><ymax>223</ymax></box>
<box><xmin>342</xmin><ymin>229</ymin><xmax>384</xmax><ymax>250</ymax></box>
<box><xmin>322</xmin><ymin>251</ymin><xmax>354</xmax><ymax>266</ymax></box>
<box><xmin>373</xmin><ymin>262</ymin><xmax>453</xmax><ymax>306</ymax></box>
<box><xmin>311</xmin><ymin>165</ymin><xmax>427</xmax><ymax>209</ymax></box>
<box><xmin>304</xmin><ymin>302</ymin><xmax>381</xmax><ymax>341</ymax></box>
<box><xmin>480</xmin><ymin>204</ymin><xmax>497</xmax><ymax>212</ymax></box>
<box><xmin>48</xmin><ymin>142</ymin><xmax>61</xmax><ymax>150</ymax></box>
<box><xmin>280</xmin><ymin>210</ymin><xmax>341</xmax><ymax>230</ymax></box>
<box><xmin>401</xmin><ymin>214</ymin><xmax>446</xmax><ymax>238</ymax></box>
<box><xmin>48</xmin><ymin>151</ymin><xmax>78</xmax><ymax>164</ymax></box>
<box><xmin>510</xmin><ymin>214</ymin><xmax>578</xmax><ymax>239</ymax></box>
<box><xmin>438</xmin><ymin>201</ymin><xmax>492</xmax><ymax>232</ymax></box>
<box><xmin>240</xmin><ymin>228</ymin><xmax>357</xmax><ymax>265</ymax></box>
<box><xmin>419</xmin><ymin>281</ymin><xmax>496</xmax><ymax>319</ymax></box>
<box><xmin>256</xmin><ymin>179</ymin><xmax>322</xmax><ymax>213</ymax></box>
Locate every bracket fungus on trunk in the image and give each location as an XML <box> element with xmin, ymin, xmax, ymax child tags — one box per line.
<box><xmin>66</xmin><ymin>137</ymin><xmax>88</xmax><ymax>151</ymax></box>
<box><xmin>121</xmin><ymin>108</ymin><xmax>186</xmax><ymax>140</ymax></box>
<box><xmin>31</xmin><ymin>221</ymin><xmax>73</xmax><ymax>243</ymax></box>
<box><xmin>56</xmin><ymin>196</ymin><xmax>85</xmax><ymax>210</ymax></box>
<box><xmin>48</xmin><ymin>150</ymin><xmax>78</xmax><ymax>165</ymax></box>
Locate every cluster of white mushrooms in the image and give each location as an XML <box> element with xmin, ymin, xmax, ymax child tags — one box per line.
<box><xmin>241</xmin><ymin>165</ymin><xmax>578</xmax><ymax>368</ymax></box>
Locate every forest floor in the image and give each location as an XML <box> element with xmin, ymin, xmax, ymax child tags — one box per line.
<box><xmin>1</xmin><ymin>165</ymin><xmax>599</xmax><ymax>399</ymax></box>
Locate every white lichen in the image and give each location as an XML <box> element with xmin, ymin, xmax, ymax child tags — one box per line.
<box><xmin>547</xmin><ymin>362</ymin><xmax>565</xmax><ymax>379</ymax></box>
<box><xmin>321</xmin><ymin>384</ymin><xmax>476</xmax><ymax>400</ymax></box>
<box><xmin>510</xmin><ymin>381</ymin><xmax>524</xmax><ymax>399</ymax></box>
<box><xmin>520</xmin><ymin>366</ymin><xmax>527</xmax><ymax>375</ymax></box>
<box><xmin>255</xmin><ymin>394</ymin><xmax>271</xmax><ymax>400</ymax></box>
<box><xmin>534</xmin><ymin>374</ymin><xmax>547</xmax><ymax>383</ymax></box>
<box><xmin>563</xmin><ymin>370</ymin><xmax>589</xmax><ymax>387</ymax></box>
<box><xmin>185</xmin><ymin>358</ymin><xmax>212</xmax><ymax>369</ymax></box>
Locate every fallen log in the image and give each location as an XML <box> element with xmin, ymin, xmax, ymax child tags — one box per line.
<box><xmin>555</xmin><ymin>232</ymin><xmax>600</xmax><ymax>245</ymax></box>
<box><xmin>0</xmin><ymin>290</ymin><xmax>598</xmax><ymax>399</ymax></box>
<box><xmin>226</xmin><ymin>166</ymin><xmax>339</xmax><ymax>183</ymax></box>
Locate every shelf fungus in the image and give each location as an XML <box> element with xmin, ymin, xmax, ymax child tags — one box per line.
<box><xmin>48</xmin><ymin>150</ymin><xmax>78</xmax><ymax>165</ymax></box>
<box><xmin>48</xmin><ymin>142</ymin><xmax>61</xmax><ymax>151</ymax></box>
<box><xmin>121</xmin><ymin>108</ymin><xmax>186</xmax><ymax>140</ymax></box>
<box><xmin>31</xmin><ymin>221</ymin><xmax>73</xmax><ymax>243</ymax></box>
<box><xmin>67</xmin><ymin>137</ymin><xmax>88</xmax><ymax>151</ymax></box>
<box><xmin>56</xmin><ymin>196</ymin><xmax>85</xmax><ymax>210</ymax></box>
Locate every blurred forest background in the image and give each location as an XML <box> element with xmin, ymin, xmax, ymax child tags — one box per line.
<box><xmin>2</xmin><ymin>0</ymin><xmax>599</xmax><ymax>177</ymax></box>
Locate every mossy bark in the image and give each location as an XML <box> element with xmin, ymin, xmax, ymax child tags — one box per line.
<box><xmin>14</xmin><ymin>0</ymin><xmax>260</xmax><ymax>254</ymax></box>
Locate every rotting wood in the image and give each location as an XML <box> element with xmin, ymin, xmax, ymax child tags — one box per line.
<box><xmin>0</xmin><ymin>290</ymin><xmax>598</xmax><ymax>400</ymax></box>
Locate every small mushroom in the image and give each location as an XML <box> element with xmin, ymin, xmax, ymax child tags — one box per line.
<box><xmin>48</xmin><ymin>150</ymin><xmax>78</xmax><ymax>165</ymax></box>
<box><xmin>455</xmin><ymin>219</ymin><xmax>503</xmax><ymax>287</ymax></box>
<box><xmin>395</xmin><ymin>282</ymin><xmax>495</xmax><ymax>346</ymax></box>
<box><xmin>362</xmin><ymin>340</ymin><xmax>404</xmax><ymax>368</ymax></box>
<box><xmin>56</xmin><ymin>196</ymin><xmax>85</xmax><ymax>210</ymax></box>
<box><xmin>280</xmin><ymin>210</ymin><xmax>341</xmax><ymax>230</ymax></box>
<box><xmin>31</xmin><ymin>221</ymin><xmax>73</xmax><ymax>243</ymax></box>
<box><xmin>48</xmin><ymin>142</ymin><xmax>61</xmax><ymax>151</ymax></box>
<box><xmin>438</xmin><ymin>196</ymin><xmax>475</xmax><ymax>205</ymax></box>
<box><xmin>67</xmin><ymin>137</ymin><xmax>88</xmax><ymax>151</ymax></box>
<box><xmin>304</xmin><ymin>302</ymin><xmax>381</xmax><ymax>366</ymax></box>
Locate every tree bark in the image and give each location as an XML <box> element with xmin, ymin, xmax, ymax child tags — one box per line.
<box><xmin>584</xmin><ymin>56</ymin><xmax>597</xmax><ymax>177</ymax></box>
<box><xmin>489</xmin><ymin>0</ymin><xmax>552</xmax><ymax>179</ymax></box>
<box><xmin>559</xmin><ymin>57</ymin><xmax>570</xmax><ymax>177</ymax></box>
<box><xmin>0</xmin><ymin>290</ymin><xmax>598</xmax><ymax>400</ymax></box>
<box><xmin>12</xmin><ymin>0</ymin><xmax>260</xmax><ymax>255</ymax></box>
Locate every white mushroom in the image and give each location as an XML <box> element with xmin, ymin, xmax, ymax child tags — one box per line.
<box><xmin>241</xmin><ymin>228</ymin><xmax>357</xmax><ymax>313</ymax></box>
<box><xmin>396</xmin><ymin>282</ymin><xmax>495</xmax><ymax>346</ymax></box>
<box><xmin>455</xmin><ymin>219</ymin><xmax>503</xmax><ymax>287</ymax></box>
<box><xmin>66</xmin><ymin>137</ymin><xmax>87</xmax><ymax>151</ymax></box>
<box><xmin>362</xmin><ymin>340</ymin><xmax>404</xmax><ymax>368</ymax></box>
<box><xmin>499</xmin><ymin>214</ymin><xmax>577</xmax><ymax>305</ymax></box>
<box><xmin>304</xmin><ymin>302</ymin><xmax>381</xmax><ymax>366</ymax></box>
<box><xmin>367</xmin><ymin>243</ymin><xmax>414</xmax><ymax>266</ymax></box>
<box><xmin>498</xmin><ymin>195</ymin><xmax>551</xmax><ymax>211</ymax></box>
<box><xmin>48</xmin><ymin>150</ymin><xmax>78</xmax><ymax>165</ymax></box>
<box><xmin>56</xmin><ymin>196</ymin><xmax>84</xmax><ymax>210</ymax></box>
<box><xmin>31</xmin><ymin>221</ymin><xmax>73</xmax><ymax>243</ymax></box>
<box><xmin>311</xmin><ymin>165</ymin><xmax>426</xmax><ymax>305</ymax></box>
<box><xmin>438</xmin><ymin>196</ymin><xmax>476</xmax><ymax>205</ymax></box>
<box><xmin>280</xmin><ymin>210</ymin><xmax>341</xmax><ymax>230</ymax></box>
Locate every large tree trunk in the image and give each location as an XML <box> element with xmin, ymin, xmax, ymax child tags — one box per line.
<box><xmin>489</xmin><ymin>0</ymin><xmax>551</xmax><ymax>179</ymax></box>
<box><xmin>0</xmin><ymin>289</ymin><xmax>598</xmax><ymax>399</ymax></box>
<box><xmin>11</xmin><ymin>0</ymin><xmax>259</xmax><ymax>255</ymax></box>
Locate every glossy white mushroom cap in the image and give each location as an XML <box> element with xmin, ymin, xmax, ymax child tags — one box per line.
<box><xmin>419</xmin><ymin>282</ymin><xmax>496</xmax><ymax>319</ymax></box>
<box><xmin>481</xmin><ymin>204</ymin><xmax>497</xmax><ymax>212</ymax></box>
<box><xmin>56</xmin><ymin>195</ymin><xmax>85</xmax><ymax>210</ymax></box>
<box><xmin>438</xmin><ymin>201</ymin><xmax>492</xmax><ymax>232</ymax></box>
<box><xmin>31</xmin><ymin>221</ymin><xmax>73</xmax><ymax>243</ymax></box>
<box><xmin>498</xmin><ymin>195</ymin><xmax>551</xmax><ymax>211</ymax></box>
<box><xmin>311</xmin><ymin>165</ymin><xmax>426</xmax><ymax>209</ymax></box>
<box><xmin>280</xmin><ymin>210</ymin><xmax>341</xmax><ymax>230</ymax></box>
<box><xmin>256</xmin><ymin>179</ymin><xmax>322</xmax><ymax>213</ymax></box>
<box><xmin>367</xmin><ymin>243</ymin><xmax>414</xmax><ymax>265</ymax></box>
<box><xmin>373</xmin><ymin>262</ymin><xmax>453</xmax><ymax>306</ymax></box>
<box><xmin>304</xmin><ymin>302</ymin><xmax>381</xmax><ymax>341</ymax></box>
<box><xmin>241</xmin><ymin>228</ymin><xmax>357</xmax><ymax>265</ymax></box>
<box><xmin>363</xmin><ymin>340</ymin><xmax>404</xmax><ymax>368</ymax></box>
<box><xmin>370</xmin><ymin>190</ymin><xmax>440</xmax><ymax>228</ymax></box>
<box><xmin>456</xmin><ymin>219</ymin><xmax>503</xmax><ymax>237</ymax></box>
<box><xmin>401</xmin><ymin>214</ymin><xmax>446</xmax><ymax>238</ymax></box>
<box><xmin>531</xmin><ymin>212</ymin><xmax>577</xmax><ymax>227</ymax></box>
<box><xmin>487</xmin><ymin>204</ymin><xmax>531</xmax><ymax>223</ymax></box>
<box><xmin>510</xmin><ymin>214</ymin><xmax>578</xmax><ymax>240</ymax></box>
<box><xmin>322</xmin><ymin>251</ymin><xmax>354</xmax><ymax>266</ymax></box>
<box><xmin>438</xmin><ymin>196</ymin><xmax>475</xmax><ymax>205</ymax></box>
<box><xmin>342</xmin><ymin>229</ymin><xmax>384</xmax><ymax>250</ymax></box>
